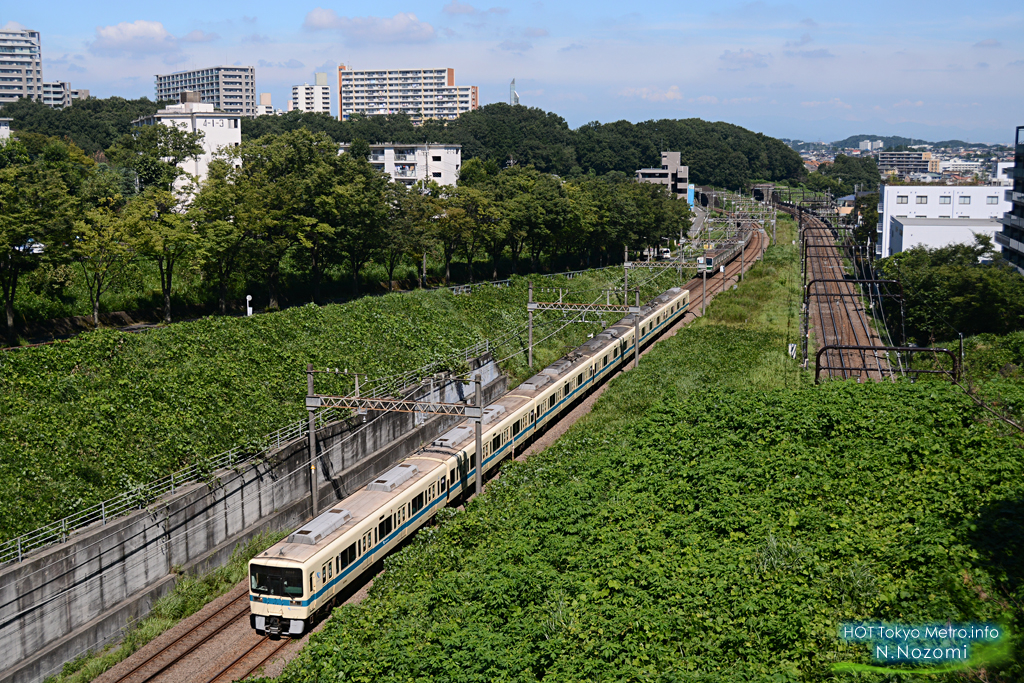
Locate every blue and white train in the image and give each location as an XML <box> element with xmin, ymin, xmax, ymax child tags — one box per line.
<box><xmin>248</xmin><ymin>286</ymin><xmax>691</xmax><ymax>638</ymax></box>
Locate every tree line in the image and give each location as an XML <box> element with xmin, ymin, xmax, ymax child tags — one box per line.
<box><xmin>3</xmin><ymin>97</ymin><xmax>807</xmax><ymax>188</ymax></box>
<box><xmin>0</xmin><ymin>126</ymin><xmax>691</xmax><ymax>344</ymax></box>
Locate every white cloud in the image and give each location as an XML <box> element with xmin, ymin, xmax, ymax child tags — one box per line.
<box><xmin>693</xmin><ymin>95</ymin><xmax>718</xmax><ymax>104</ymax></box>
<box><xmin>620</xmin><ymin>85</ymin><xmax>682</xmax><ymax>102</ymax></box>
<box><xmin>524</xmin><ymin>27</ymin><xmax>549</xmax><ymax>37</ymax></box>
<box><xmin>719</xmin><ymin>49</ymin><xmax>770</xmax><ymax>70</ymax></box>
<box><xmin>973</xmin><ymin>39</ymin><xmax>1000</xmax><ymax>48</ymax></box>
<box><xmin>180</xmin><ymin>29</ymin><xmax>219</xmax><ymax>43</ymax></box>
<box><xmin>303</xmin><ymin>10</ymin><xmax>435</xmax><ymax>43</ymax></box>
<box><xmin>257</xmin><ymin>59</ymin><xmax>305</xmax><ymax>69</ymax></box>
<box><xmin>893</xmin><ymin>99</ymin><xmax>924</xmax><ymax>108</ymax></box>
<box><xmin>1</xmin><ymin>21</ymin><xmax>27</xmax><ymax>31</ymax></box>
<box><xmin>90</xmin><ymin>20</ymin><xmax>178</xmax><ymax>57</ymax></box>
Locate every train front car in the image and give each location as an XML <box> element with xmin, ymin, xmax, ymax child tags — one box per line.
<box><xmin>249</xmin><ymin>556</ymin><xmax>308</xmax><ymax>639</ymax></box>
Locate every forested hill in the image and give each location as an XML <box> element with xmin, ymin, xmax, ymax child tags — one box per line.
<box><xmin>243</xmin><ymin>103</ymin><xmax>806</xmax><ymax>188</ymax></box>
<box><xmin>1</xmin><ymin>97</ymin><xmax>805</xmax><ymax>188</ymax></box>
<box><xmin>0</xmin><ymin>96</ymin><xmax>169</xmax><ymax>154</ymax></box>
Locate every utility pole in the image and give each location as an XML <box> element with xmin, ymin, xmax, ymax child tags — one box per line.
<box><xmin>474</xmin><ymin>374</ymin><xmax>483</xmax><ymax>496</ymax></box>
<box><xmin>527</xmin><ymin>281</ymin><xmax>534</xmax><ymax>369</ymax></box>
<box><xmin>633</xmin><ymin>289</ymin><xmax>641</xmax><ymax>368</ymax></box>
<box><xmin>701</xmin><ymin>271</ymin><xmax>706</xmax><ymax>315</ymax></box>
<box><xmin>306</xmin><ymin>363</ymin><xmax>318</xmax><ymax>518</ymax></box>
<box><xmin>741</xmin><ymin>238</ymin><xmax>745</xmax><ymax>282</ymax></box>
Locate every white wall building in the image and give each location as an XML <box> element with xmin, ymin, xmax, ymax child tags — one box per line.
<box><xmin>0</xmin><ymin>118</ymin><xmax>11</xmax><ymax>141</ymax></box>
<box><xmin>940</xmin><ymin>158</ymin><xmax>983</xmax><ymax>176</ymax></box>
<box><xmin>992</xmin><ymin>161</ymin><xmax>1014</xmax><ymax>186</ymax></box>
<box><xmin>155</xmin><ymin>66</ymin><xmax>256</xmax><ymax>116</ymax></box>
<box><xmin>339</xmin><ymin>143</ymin><xmax>461</xmax><ymax>186</ymax></box>
<box><xmin>0</xmin><ymin>27</ymin><xmax>42</xmax><ymax>105</ymax></box>
<box><xmin>877</xmin><ymin>184</ymin><xmax>1010</xmax><ymax>257</ymax></box>
<box><xmin>133</xmin><ymin>93</ymin><xmax>241</xmax><ymax>183</ymax></box>
<box><xmin>292</xmin><ymin>72</ymin><xmax>332</xmax><ymax>114</ymax></box>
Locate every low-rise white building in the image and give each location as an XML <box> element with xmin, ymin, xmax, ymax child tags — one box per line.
<box><xmin>889</xmin><ymin>217</ymin><xmax>999</xmax><ymax>255</ymax></box>
<box><xmin>338</xmin><ymin>143</ymin><xmax>461</xmax><ymax>186</ymax></box>
<box><xmin>992</xmin><ymin>161</ymin><xmax>1014</xmax><ymax>186</ymax></box>
<box><xmin>0</xmin><ymin>118</ymin><xmax>11</xmax><ymax>141</ymax></box>
<box><xmin>940</xmin><ymin>158</ymin><xmax>983</xmax><ymax>176</ymax></box>
<box><xmin>877</xmin><ymin>184</ymin><xmax>1010</xmax><ymax>257</ymax></box>
<box><xmin>132</xmin><ymin>92</ymin><xmax>241</xmax><ymax>183</ymax></box>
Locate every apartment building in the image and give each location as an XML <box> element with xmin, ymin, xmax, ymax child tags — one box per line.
<box><xmin>876</xmin><ymin>184</ymin><xmax>1010</xmax><ymax>258</ymax></box>
<box><xmin>133</xmin><ymin>92</ymin><xmax>242</xmax><ymax>182</ymax></box>
<box><xmin>292</xmin><ymin>73</ymin><xmax>332</xmax><ymax>114</ymax></box>
<box><xmin>0</xmin><ymin>27</ymin><xmax>42</xmax><ymax>105</ymax></box>
<box><xmin>995</xmin><ymin>126</ymin><xmax>1024</xmax><ymax>274</ymax></box>
<box><xmin>339</xmin><ymin>142</ymin><xmax>461</xmax><ymax>186</ymax></box>
<box><xmin>636</xmin><ymin>152</ymin><xmax>692</xmax><ymax>202</ymax></box>
<box><xmin>155</xmin><ymin>66</ymin><xmax>256</xmax><ymax>116</ymax></box>
<box><xmin>337</xmin><ymin>65</ymin><xmax>478</xmax><ymax>124</ymax></box>
<box><xmin>877</xmin><ymin>151</ymin><xmax>941</xmax><ymax>177</ymax></box>
<box><xmin>0</xmin><ymin>117</ymin><xmax>11</xmax><ymax>141</ymax></box>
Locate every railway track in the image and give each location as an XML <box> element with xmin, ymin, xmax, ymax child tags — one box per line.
<box><xmin>96</xmin><ymin>231</ymin><xmax>770</xmax><ymax>683</ymax></box>
<box><xmin>201</xmin><ymin>636</ymin><xmax>291</xmax><ymax>683</ymax></box>
<box><xmin>103</xmin><ymin>592</ymin><xmax>252</xmax><ymax>683</ymax></box>
<box><xmin>800</xmin><ymin>212</ymin><xmax>892</xmax><ymax>381</ymax></box>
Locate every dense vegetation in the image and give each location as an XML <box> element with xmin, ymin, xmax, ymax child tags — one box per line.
<box><xmin>0</xmin><ymin>128</ymin><xmax>689</xmax><ymax>342</ymax></box>
<box><xmin>0</xmin><ymin>267</ymin><xmax>681</xmax><ymax>542</ymax></box>
<box><xmin>244</xmin><ymin>104</ymin><xmax>806</xmax><ymax>187</ymax></box>
<box><xmin>0</xmin><ymin>96</ymin><xmax>169</xmax><ymax>155</ymax></box>
<box><xmin>274</xmin><ymin>215</ymin><xmax>1024</xmax><ymax>682</ymax></box>
<box><xmin>878</xmin><ymin>236</ymin><xmax>1024</xmax><ymax>344</ymax></box>
<box><xmin>803</xmin><ymin>154</ymin><xmax>880</xmax><ymax>197</ymax></box>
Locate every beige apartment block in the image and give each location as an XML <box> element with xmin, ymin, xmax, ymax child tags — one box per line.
<box><xmin>338</xmin><ymin>65</ymin><xmax>478</xmax><ymax>124</ymax></box>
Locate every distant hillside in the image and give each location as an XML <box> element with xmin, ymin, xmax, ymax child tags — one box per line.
<box><xmin>831</xmin><ymin>134</ymin><xmax>1000</xmax><ymax>150</ymax></box>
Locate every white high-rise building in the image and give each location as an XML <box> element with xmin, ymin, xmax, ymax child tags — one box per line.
<box><xmin>133</xmin><ymin>92</ymin><xmax>242</xmax><ymax>182</ymax></box>
<box><xmin>291</xmin><ymin>73</ymin><xmax>332</xmax><ymax>114</ymax></box>
<box><xmin>155</xmin><ymin>66</ymin><xmax>256</xmax><ymax>116</ymax></box>
<box><xmin>337</xmin><ymin>66</ymin><xmax>478</xmax><ymax>124</ymax></box>
<box><xmin>0</xmin><ymin>27</ymin><xmax>42</xmax><ymax>105</ymax></box>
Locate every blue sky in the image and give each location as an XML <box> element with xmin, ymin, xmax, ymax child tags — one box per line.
<box><xmin>5</xmin><ymin>1</ymin><xmax>1023</xmax><ymax>144</ymax></box>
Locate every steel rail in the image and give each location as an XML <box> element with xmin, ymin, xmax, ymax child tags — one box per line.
<box><xmin>109</xmin><ymin>594</ymin><xmax>251</xmax><ymax>683</ymax></box>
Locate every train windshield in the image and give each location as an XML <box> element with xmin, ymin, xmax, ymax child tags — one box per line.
<box><xmin>250</xmin><ymin>565</ymin><xmax>303</xmax><ymax>597</ymax></box>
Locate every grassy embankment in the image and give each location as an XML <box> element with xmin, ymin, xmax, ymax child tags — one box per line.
<box><xmin>0</xmin><ymin>266</ymin><xmax>680</xmax><ymax>543</ymax></box>
<box><xmin>276</xmin><ymin>212</ymin><xmax>1024</xmax><ymax>682</ymax></box>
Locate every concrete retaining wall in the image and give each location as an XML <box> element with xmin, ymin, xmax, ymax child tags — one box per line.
<box><xmin>0</xmin><ymin>357</ymin><xmax>504</xmax><ymax>683</ymax></box>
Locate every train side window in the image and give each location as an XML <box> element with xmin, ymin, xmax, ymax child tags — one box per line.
<box><xmin>449</xmin><ymin>468</ymin><xmax>456</xmax><ymax>484</ymax></box>
<box><xmin>512</xmin><ymin>419</ymin><xmax>521</xmax><ymax>436</ymax></box>
<box><xmin>379</xmin><ymin>515</ymin><xmax>392</xmax><ymax>539</ymax></box>
<box><xmin>309</xmin><ymin>572</ymin><xmax>315</xmax><ymax>592</ymax></box>
<box><xmin>440</xmin><ymin>475</ymin><xmax>447</xmax><ymax>491</ymax></box>
<box><xmin>470</xmin><ymin>451</ymin><xmax>477</xmax><ymax>469</ymax></box>
<box><xmin>576</xmin><ymin>372</ymin><xmax>583</xmax><ymax>387</ymax></box>
<box><xmin>491</xmin><ymin>435</ymin><xmax>500</xmax><ymax>452</ymax></box>
<box><xmin>335</xmin><ymin>556</ymin><xmax>340</xmax><ymax>574</ymax></box>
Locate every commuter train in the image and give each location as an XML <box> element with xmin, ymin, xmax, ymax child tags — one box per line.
<box><xmin>248</xmin><ymin>286</ymin><xmax>691</xmax><ymax>639</ymax></box>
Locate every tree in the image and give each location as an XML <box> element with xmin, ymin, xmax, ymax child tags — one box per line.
<box><xmin>107</xmin><ymin>123</ymin><xmax>204</xmax><ymax>191</ymax></box>
<box><xmin>379</xmin><ymin>183</ymin><xmax>430</xmax><ymax>291</ymax></box>
<box><xmin>72</xmin><ymin>196</ymin><xmax>132</xmax><ymax>326</ymax></box>
<box><xmin>125</xmin><ymin>186</ymin><xmax>198</xmax><ymax>323</ymax></box>
<box><xmin>424</xmin><ymin>182</ymin><xmax>471</xmax><ymax>285</ymax></box>
<box><xmin>0</xmin><ymin>158</ymin><xmax>71</xmax><ymax>343</ymax></box>
<box><xmin>320</xmin><ymin>150</ymin><xmax>389</xmax><ymax>293</ymax></box>
<box><xmin>191</xmin><ymin>159</ymin><xmax>249</xmax><ymax>313</ymax></box>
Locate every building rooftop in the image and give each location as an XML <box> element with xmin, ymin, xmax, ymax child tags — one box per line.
<box><xmin>892</xmin><ymin>217</ymin><xmax>1000</xmax><ymax>228</ymax></box>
